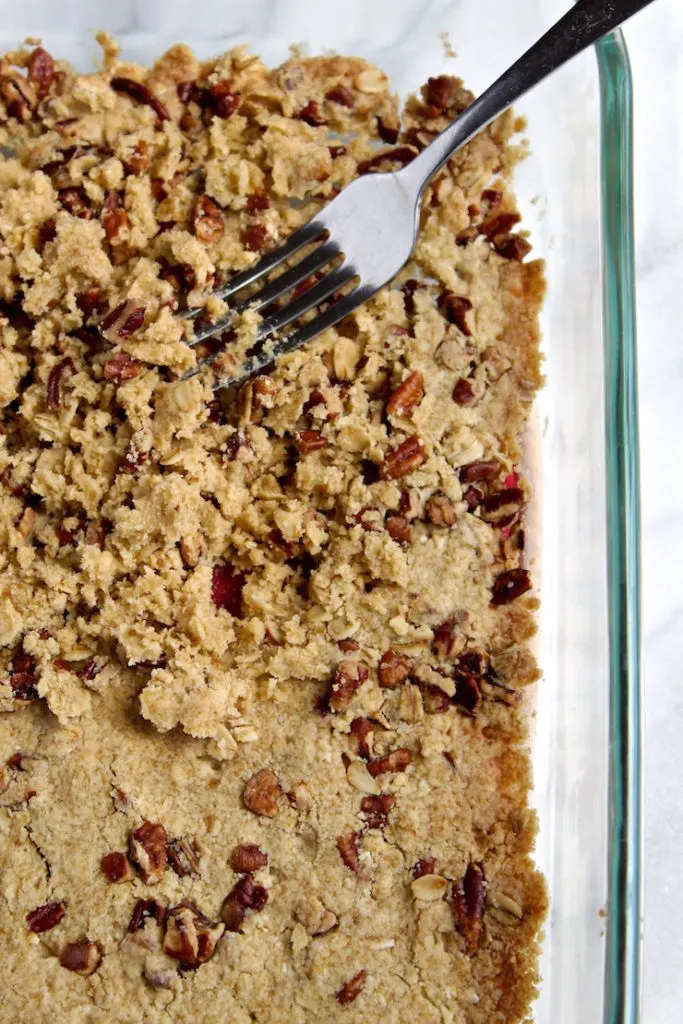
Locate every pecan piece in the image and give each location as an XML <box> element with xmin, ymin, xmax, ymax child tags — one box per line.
<box><xmin>325</xmin><ymin>84</ymin><xmax>355</xmax><ymax>107</ymax></box>
<box><xmin>438</xmin><ymin>291</ymin><xmax>473</xmax><ymax>336</ymax></box>
<box><xmin>452</xmin><ymin>377</ymin><xmax>477</xmax><ymax>407</ymax></box>
<box><xmin>129</xmin><ymin>898</ymin><xmax>166</xmax><ymax>932</ymax></box>
<box><xmin>28</xmin><ymin>48</ymin><xmax>55</xmax><ymax>98</ymax></box>
<box><xmin>167</xmin><ymin>836</ymin><xmax>201</xmax><ymax>878</ymax></box>
<box><xmin>129</xmin><ymin>821</ymin><xmax>167</xmax><ymax>884</ymax></box>
<box><xmin>385</xmin><ymin>370</ymin><xmax>424</xmax><ymax>417</ymax></box>
<box><xmin>194</xmin><ymin>195</ymin><xmax>224</xmax><ymax>244</ymax></box>
<box><xmin>26</xmin><ymin>901</ymin><xmax>66</xmax><ymax>933</ymax></box>
<box><xmin>495</xmin><ymin>234</ymin><xmax>532</xmax><ymax>261</ymax></box>
<box><xmin>221</xmin><ymin>874</ymin><xmax>268</xmax><ymax>932</ymax></box>
<box><xmin>479</xmin><ymin>211</ymin><xmax>521</xmax><ymax>240</ymax></box>
<box><xmin>459</xmin><ymin>459</ymin><xmax>500</xmax><ymax>484</ymax></box>
<box><xmin>211</xmin><ymin>564</ymin><xmax>246</xmax><ymax>617</ymax></box>
<box><xmin>358</xmin><ymin>146</ymin><xmax>417</xmax><ymax>175</ymax></box>
<box><xmin>110</xmin><ymin>76</ymin><xmax>169</xmax><ymax>121</ymax></box>
<box><xmin>246</xmin><ymin>192</ymin><xmax>270</xmax><ymax>212</ymax></box>
<box><xmin>433</xmin><ymin>617</ymin><xmax>461</xmax><ymax>659</ymax></box>
<box><xmin>209</xmin><ymin>80</ymin><xmax>240</xmax><ymax>118</ymax></box>
<box><xmin>102</xmin><ymin>191</ymin><xmax>129</xmax><ymax>243</ymax></box>
<box><xmin>367</xmin><ymin>747</ymin><xmax>412</xmax><ymax>777</ymax></box>
<box><xmin>385</xmin><ymin>513</ymin><xmax>412</xmax><ymax>545</ymax></box>
<box><xmin>297</xmin><ymin>100</ymin><xmax>327</xmax><ymax>126</ymax></box>
<box><xmin>325</xmin><ymin>660</ymin><xmax>368</xmax><ymax>712</ymax></box>
<box><xmin>337</xmin><ymin>970</ymin><xmax>367</xmax><ymax>1005</ymax></box>
<box><xmin>379</xmin><ymin>435</ymin><xmax>426</xmax><ymax>480</ymax></box>
<box><xmin>296</xmin><ymin>429</ymin><xmax>329</xmax><ymax>453</ymax></box>
<box><xmin>101</xmin><ymin>852</ymin><xmax>134</xmax><ymax>883</ymax></box>
<box><xmin>360</xmin><ymin>793</ymin><xmax>395</xmax><ymax>829</ymax></box>
<box><xmin>46</xmin><ymin>357</ymin><xmax>75</xmax><ymax>411</ymax></box>
<box><xmin>425</xmin><ymin>492</ymin><xmax>456</xmax><ymax>526</ymax></box>
<box><xmin>164</xmin><ymin>901</ymin><xmax>225</xmax><ymax>968</ymax></box>
<box><xmin>242</xmin><ymin>769</ymin><xmax>281</xmax><ymax>817</ymax></box>
<box><xmin>126</xmin><ymin>140</ymin><xmax>149</xmax><ymax>175</ymax></box>
<box><xmin>452</xmin><ymin>862</ymin><xmax>486</xmax><ymax>954</ymax></box>
<box><xmin>378</xmin><ymin>649</ymin><xmax>412</xmax><ymax>689</ymax></box>
<box><xmin>490</xmin><ymin>568</ymin><xmax>532</xmax><ymax>606</ymax></box>
<box><xmin>336</xmin><ymin>831</ymin><xmax>362</xmax><ymax>874</ymax></box>
<box><xmin>480</xmin><ymin>487</ymin><xmax>524</xmax><ymax>528</ymax></box>
<box><xmin>422</xmin><ymin>685</ymin><xmax>451</xmax><ymax>714</ymax></box>
<box><xmin>241</xmin><ymin>223</ymin><xmax>271</xmax><ymax>252</ymax></box>
<box><xmin>451</xmin><ymin>673</ymin><xmax>481</xmax><ymax>715</ymax></box>
<box><xmin>101</xmin><ymin>299</ymin><xmax>146</xmax><ymax>343</ymax></box>
<box><xmin>349</xmin><ymin>717</ymin><xmax>373</xmax><ymax>760</ymax></box>
<box><xmin>59</xmin><ymin>187</ymin><xmax>92</xmax><ymax>218</ymax></box>
<box><xmin>413</xmin><ymin>856</ymin><xmax>437</xmax><ymax>879</ymax></box>
<box><xmin>103</xmin><ymin>351</ymin><xmax>142</xmax><ymax>382</ymax></box>
<box><xmin>230</xmin><ymin>844</ymin><xmax>268</xmax><ymax>873</ymax></box>
<box><xmin>60</xmin><ymin>939</ymin><xmax>101</xmax><ymax>975</ymax></box>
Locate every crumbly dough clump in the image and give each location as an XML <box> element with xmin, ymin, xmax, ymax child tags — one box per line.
<box><xmin>0</xmin><ymin>41</ymin><xmax>547</xmax><ymax>1024</ymax></box>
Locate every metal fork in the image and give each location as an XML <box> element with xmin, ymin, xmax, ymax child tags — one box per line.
<box><xmin>184</xmin><ymin>0</ymin><xmax>653</xmax><ymax>389</ymax></box>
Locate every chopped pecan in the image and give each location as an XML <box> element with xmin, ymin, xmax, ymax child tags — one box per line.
<box><xmin>451</xmin><ymin>671</ymin><xmax>482</xmax><ymax>715</ymax></box>
<box><xmin>59</xmin><ymin>939</ymin><xmax>102</xmax><ymax>975</ymax></box>
<box><xmin>377</xmin><ymin>116</ymin><xmax>399</xmax><ymax>144</ymax></box>
<box><xmin>126</xmin><ymin>140</ymin><xmax>149</xmax><ymax>175</ymax></box>
<box><xmin>296</xmin><ymin>429</ymin><xmax>329</xmax><ymax>454</ymax></box>
<box><xmin>230</xmin><ymin>844</ymin><xmax>268</xmax><ymax>873</ymax></box>
<box><xmin>59</xmin><ymin>186</ymin><xmax>92</xmax><ymax>218</ymax></box>
<box><xmin>367</xmin><ymin>747</ymin><xmax>412</xmax><ymax>777</ymax></box>
<box><xmin>102</xmin><ymin>191</ymin><xmax>129</xmax><ymax>242</ymax></box>
<box><xmin>422</xmin><ymin>684</ymin><xmax>451</xmax><ymax>713</ymax></box>
<box><xmin>246</xmin><ymin>192</ymin><xmax>270</xmax><ymax>212</ymax></box>
<box><xmin>337</xmin><ymin>969</ymin><xmax>367</xmax><ymax>1005</ymax></box>
<box><xmin>167</xmin><ymin>836</ymin><xmax>201</xmax><ymax>878</ymax></box>
<box><xmin>438</xmin><ymin>291</ymin><xmax>473</xmax><ymax>335</ymax></box>
<box><xmin>28</xmin><ymin>47</ymin><xmax>55</xmax><ymax>97</ymax></box>
<box><xmin>211</xmin><ymin>564</ymin><xmax>246</xmax><ymax>617</ymax></box>
<box><xmin>101</xmin><ymin>299</ymin><xmax>146</xmax><ymax>343</ymax></box>
<box><xmin>379</xmin><ymin>435</ymin><xmax>426</xmax><ymax>480</ymax></box>
<box><xmin>110</xmin><ymin>76</ymin><xmax>169</xmax><ymax>121</ymax></box>
<box><xmin>242</xmin><ymin>769</ymin><xmax>281</xmax><ymax>817</ymax></box>
<box><xmin>452</xmin><ymin>862</ymin><xmax>486</xmax><ymax>954</ymax></box>
<box><xmin>221</xmin><ymin>875</ymin><xmax>268</xmax><ymax>932</ymax></box>
<box><xmin>336</xmin><ymin>831</ymin><xmax>362</xmax><ymax>874</ymax></box>
<box><xmin>225</xmin><ymin>429</ymin><xmax>252</xmax><ymax>461</ymax></box>
<box><xmin>385</xmin><ymin>370</ymin><xmax>424</xmax><ymax>417</ymax></box>
<box><xmin>360</xmin><ymin>793</ymin><xmax>396</xmax><ymax>829</ymax></box>
<box><xmin>337</xmin><ymin>638</ymin><xmax>360</xmax><ymax>652</ymax></box>
<box><xmin>101</xmin><ymin>852</ymin><xmax>134</xmax><ymax>883</ymax></box>
<box><xmin>479</xmin><ymin>211</ymin><xmax>521</xmax><ymax>240</ymax></box>
<box><xmin>0</xmin><ymin>72</ymin><xmax>35</xmax><ymax>121</ymax></box>
<box><xmin>358</xmin><ymin>146</ymin><xmax>417</xmax><ymax>175</ymax></box>
<box><xmin>209</xmin><ymin>80</ymin><xmax>240</xmax><ymax>118</ymax></box>
<box><xmin>385</xmin><ymin>513</ymin><xmax>412</xmax><ymax>545</ymax></box>
<box><xmin>433</xmin><ymin>618</ymin><xmax>461</xmax><ymax>659</ymax></box>
<box><xmin>322</xmin><ymin>84</ymin><xmax>353</xmax><ymax>108</ymax></box>
<box><xmin>164</xmin><ymin>901</ymin><xmax>225</xmax><ymax>968</ymax></box>
<box><xmin>46</xmin><ymin>357</ymin><xmax>75</xmax><ymax>411</ymax></box>
<box><xmin>103</xmin><ymin>351</ymin><xmax>142</xmax><ymax>382</ymax></box>
<box><xmin>128</xmin><ymin>898</ymin><xmax>166</xmax><ymax>932</ymax></box>
<box><xmin>349</xmin><ymin>717</ymin><xmax>373</xmax><ymax>760</ymax></box>
<box><xmin>452</xmin><ymin>377</ymin><xmax>477</xmax><ymax>407</ymax></box>
<box><xmin>490</xmin><ymin>568</ymin><xmax>532</xmax><ymax>606</ymax></box>
<box><xmin>297</xmin><ymin>99</ymin><xmax>327</xmax><ymax>126</ymax></box>
<box><xmin>423</xmin><ymin>75</ymin><xmax>469</xmax><ymax>111</ymax></box>
<box><xmin>129</xmin><ymin>821</ymin><xmax>168</xmax><ymax>884</ymax></box>
<box><xmin>10</xmin><ymin>672</ymin><xmax>40</xmax><ymax>701</ymax></box>
<box><xmin>37</xmin><ymin>217</ymin><xmax>56</xmax><ymax>250</ymax></box>
<box><xmin>241</xmin><ymin>223</ymin><xmax>271</xmax><ymax>252</ymax></box>
<box><xmin>194</xmin><ymin>195</ymin><xmax>224</xmax><ymax>244</ymax></box>
<box><xmin>326</xmin><ymin>660</ymin><xmax>369</xmax><ymax>712</ymax></box>
<box><xmin>480</xmin><ymin>487</ymin><xmax>524</xmax><ymax>527</ymax></box>
<box><xmin>425</xmin><ymin>492</ymin><xmax>456</xmax><ymax>526</ymax></box>
<box><xmin>378</xmin><ymin>649</ymin><xmax>412</xmax><ymax>689</ymax></box>
<box><xmin>459</xmin><ymin>459</ymin><xmax>500</xmax><ymax>484</ymax></box>
<box><xmin>26</xmin><ymin>901</ymin><xmax>66</xmax><ymax>933</ymax></box>
<box><xmin>401</xmin><ymin>279</ymin><xmax>425</xmax><ymax>316</ymax></box>
<box><xmin>463</xmin><ymin>486</ymin><xmax>484</xmax><ymax>512</ymax></box>
<box><xmin>413</xmin><ymin>856</ymin><xmax>437</xmax><ymax>879</ymax></box>
<box><xmin>494</xmin><ymin>234</ymin><xmax>532</xmax><ymax>261</ymax></box>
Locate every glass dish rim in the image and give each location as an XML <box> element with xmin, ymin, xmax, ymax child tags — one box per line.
<box><xmin>596</xmin><ymin>27</ymin><xmax>642</xmax><ymax>1024</ymax></box>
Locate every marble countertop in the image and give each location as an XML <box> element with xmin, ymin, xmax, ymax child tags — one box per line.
<box><xmin>626</xmin><ymin>2</ymin><xmax>683</xmax><ymax>1021</ymax></box>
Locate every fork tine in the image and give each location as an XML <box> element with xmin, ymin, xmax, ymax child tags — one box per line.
<box><xmin>212</xmin><ymin>283</ymin><xmax>371</xmax><ymax>390</ymax></box>
<box><xmin>240</xmin><ymin>240</ymin><xmax>341</xmax><ymax>314</ymax></box>
<box><xmin>182</xmin><ymin>217</ymin><xmax>326</xmax><ymax>320</ymax></box>
<box><xmin>255</xmin><ymin>263</ymin><xmax>356</xmax><ymax>340</ymax></box>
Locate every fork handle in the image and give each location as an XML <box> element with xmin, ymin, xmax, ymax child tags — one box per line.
<box><xmin>402</xmin><ymin>0</ymin><xmax>654</xmax><ymax>192</ymax></box>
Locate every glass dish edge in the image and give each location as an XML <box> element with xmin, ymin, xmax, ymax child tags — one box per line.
<box><xmin>596</xmin><ymin>28</ymin><xmax>642</xmax><ymax>1024</ymax></box>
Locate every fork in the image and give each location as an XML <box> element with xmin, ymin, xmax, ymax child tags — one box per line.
<box><xmin>184</xmin><ymin>0</ymin><xmax>653</xmax><ymax>389</ymax></box>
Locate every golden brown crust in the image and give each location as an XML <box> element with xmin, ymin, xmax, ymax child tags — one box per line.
<box><xmin>0</xmin><ymin>42</ymin><xmax>546</xmax><ymax>1023</ymax></box>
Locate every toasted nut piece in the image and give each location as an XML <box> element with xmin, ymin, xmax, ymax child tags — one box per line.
<box><xmin>166</xmin><ymin>836</ymin><xmax>201</xmax><ymax>878</ymax></box>
<box><xmin>337</xmin><ymin>831</ymin><xmax>362</xmax><ymax>873</ymax></box>
<box><xmin>164</xmin><ymin>901</ymin><xmax>225</xmax><ymax>967</ymax></box>
<box><xmin>26</xmin><ymin>901</ymin><xmax>66</xmax><ymax>933</ymax></box>
<box><xmin>425</xmin><ymin>492</ymin><xmax>456</xmax><ymax>526</ymax></box>
<box><xmin>386</xmin><ymin>371</ymin><xmax>424</xmax><ymax>417</ymax></box>
<box><xmin>379</xmin><ymin>435</ymin><xmax>426</xmax><ymax>480</ymax></box>
<box><xmin>59</xmin><ymin>939</ymin><xmax>102</xmax><ymax>975</ymax></box>
<box><xmin>129</xmin><ymin>821</ymin><xmax>168</xmax><ymax>884</ymax></box>
<box><xmin>410</xmin><ymin>874</ymin><xmax>449</xmax><ymax>901</ymax></box>
<box><xmin>346</xmin><ymin>760</ymin><xmax>380</xmax><ymax>795</ymax></box>
<box><xmin>378</xmin><ymin>649</ymin><xmax>412</xmax><ymax>689</ymax></box>
<box><xmin>230</xmin><ymin>844</ymin><xmax>268</xmax><ymax>873</ymax></box>
<box><xmin>243</xmin><ymin>769</ymin><xmax>281</xmax><ymax>817</ymax></box>
<box><xmin>101</xmin><ymin>852</ymin><xmax>134</xmax><ymax>883</ymax></box>
<box><xmin>367</xmin><ymin>747</ymin><xmax>412</xmax><ymax>777</ymax></box>
<box><xmin>337</xmin><ymin>969</ymin><xmax>367</xmax><ymax>1004</ymax></box>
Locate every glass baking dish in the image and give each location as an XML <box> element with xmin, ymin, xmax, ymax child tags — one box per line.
<box><xmin>0</xmin><ymin>2</ymin><xmax>641</xmax><ymax>1022</ymax></box>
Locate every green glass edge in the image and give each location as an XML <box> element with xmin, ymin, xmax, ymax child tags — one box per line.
<box><xmin>595</xmin><ymin>29</ymin><xmax>642</xmax><ymax>1024</ymax></box>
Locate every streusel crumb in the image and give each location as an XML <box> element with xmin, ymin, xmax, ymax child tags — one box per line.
<box><xmin>0</xmin><ymin>41</ymin><xmax>547</xmax><ymax>1024</ymax></box>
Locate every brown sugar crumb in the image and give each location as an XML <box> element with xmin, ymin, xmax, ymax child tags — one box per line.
<box><xmin>0</xmin><ymin>38</ymin><xmax>546</xmax><ymax>1024</ymax></box>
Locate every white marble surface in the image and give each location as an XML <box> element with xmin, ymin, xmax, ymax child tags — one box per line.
<box><xmin>625</xmin><ymin>3</ymin><xmax>683</xmax><ymax>1022</ymax></box>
